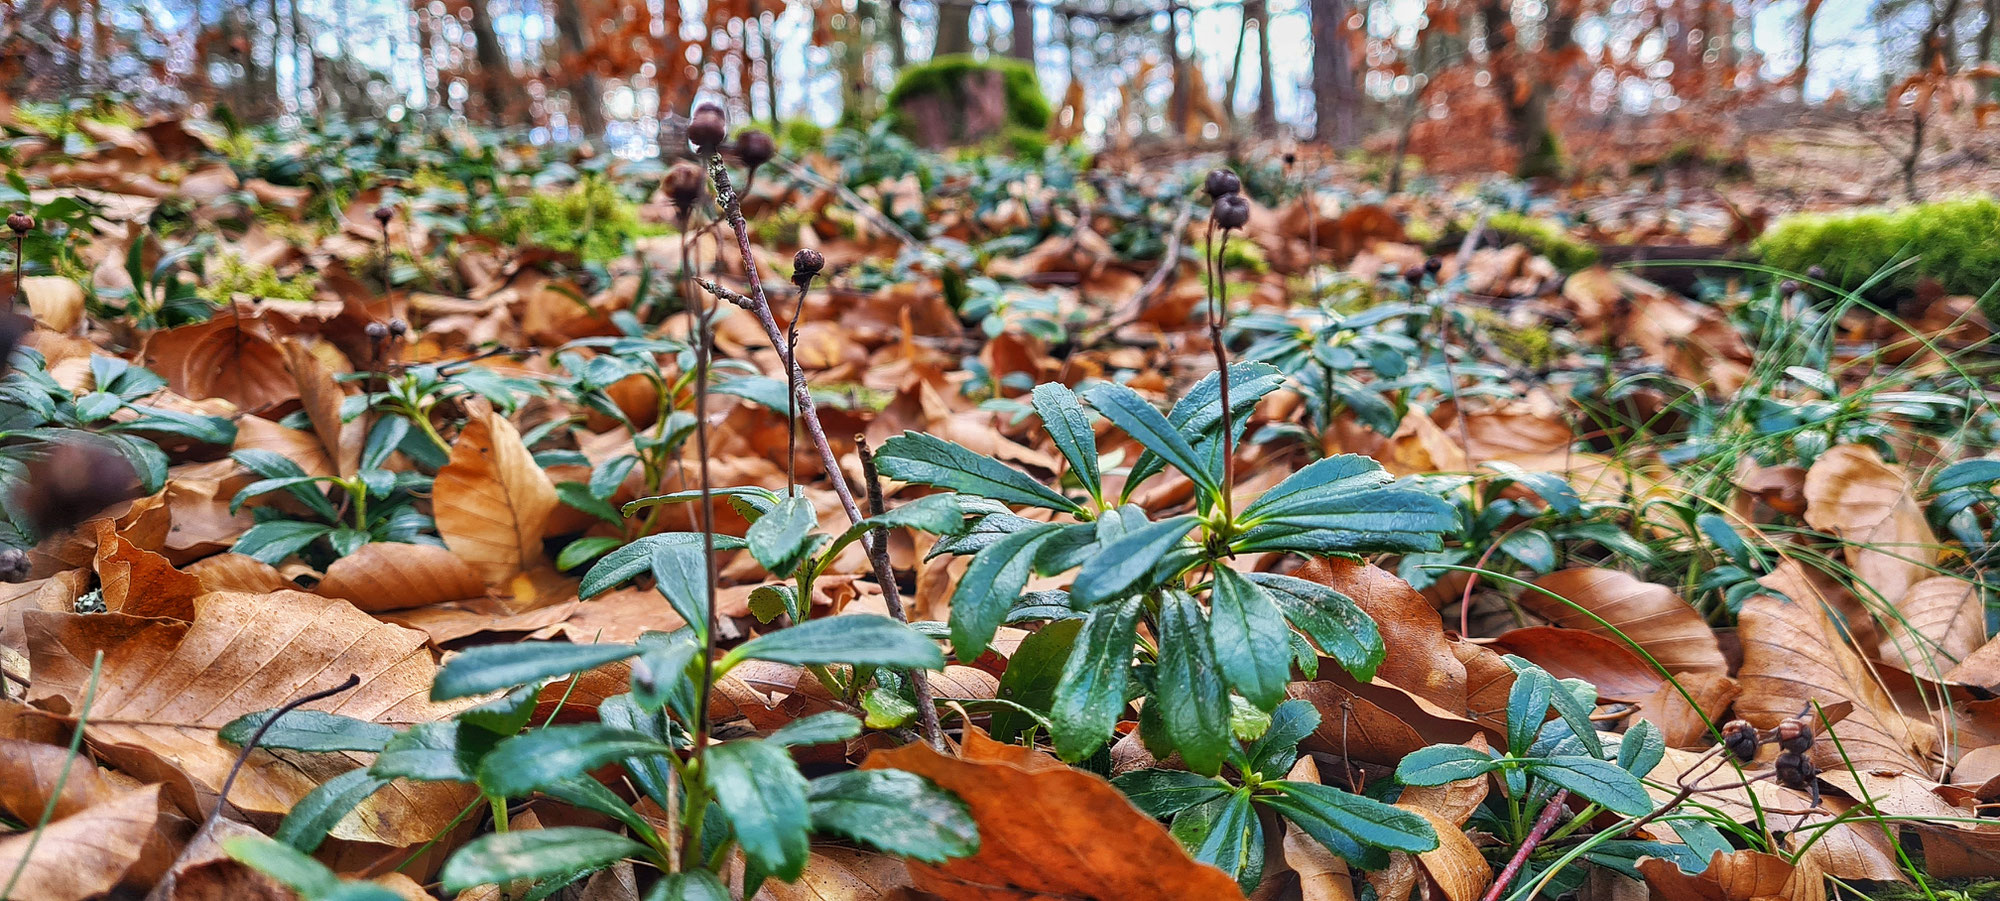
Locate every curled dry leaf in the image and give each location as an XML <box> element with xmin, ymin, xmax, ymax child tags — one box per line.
<box><xmin>315</xmin><ymin>542</ymin><xmax>487</xmax><ymax>612</ymax></box>
<box><xmin>0</xmin><ymin>737</ymin><xmax>188</xmax><ymax>887</ymax></box>
<box><xmin>1487</xmin><ymin>626</ymin><xmax>1739</xmax><ymax>748</ymax></box>
<box><xmin>863</xmin><ymin>725</ymin><xmax>1250</xmax><ymax>901</ymax></box>
<box><xmin>21</xmin><ymin>275</ymin><xmax>86</xmax><ymax>334</ymax></box>
<box><xmin>1527</xmin><ymin>568</ymin><xmax>1728</xmax><ymax>675</ymax></box>
<box><xmin>184</xmin><ymin>553</ymin><xmax>292</xmax><ymax>593</ymax></box>
<box><xmin>1802</xmin><ymin>444</ymin><xmax>1940</xmax><ymax>609</ymax></box>
<box><xmin>1637</xmin><ymin>849</ymin><xmax>1825</xmax><ymax>901</ymax></box>
<box><xmin>141</xmin><ymin>304</ymin><xmax>297</xmax><ymax>413</ymax></box>
<box><xmin>0</xmin><ymin>784</ymin><xmax>166</xmax><ymax>901</ymax></box>
<box><xmin>89</xmin><ymin>519</ymin><xmax>202</xmax><ymax>619</ymax></box>
<box><xmin>434</xmin><ymin>407</ymin><xmax>559</xmax><ymax>586</ymax></box>
<box><xmin>1735</xmin><ymin>590</ymin><xmax>1941</xmax><ymax>777</ymax></box>
<box><xmin>1294</xmin><ymin>557</ymin><xmax>1467</xmax><ymax>709</ymax></box>
<box><xmin>279</xmin><ymin>337</ymin><xmax>362</xmax><ymax>477</ymax></box>
<box><xmin>21</xmin><ymin>590</ymin><xmax>476</xmax><ymax>841</ymax></box>
<box><xmin>1877</xmin><ymin>576</ymin><xmax>1986</xmax><ymax>671</ymax></box>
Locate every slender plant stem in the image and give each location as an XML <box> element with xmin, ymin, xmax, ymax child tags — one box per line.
<box><xmin>1</xmin><ymin>652</ymin><xmax>101</xmax><ymax>901</ymax></box>
<box><xmin>688</xmin><ymin>175</ymin><xmax>720</xmax><ymax>850</ymax></box>
<box><xmin>786</xmin><ymin>277</ymin><xmax>809</xmax><ymax>494</ymax></box>
<box><xmin>703</xmin><ymin>153</ymin><xmax>945</xmax><ymax>747</ymax></box>
<box><xmin>1207</xmin><ymin>222</ymin><xmax>1236</xmax><ymax>520</ymax></box>
<box><xmin>859</xmin><ymin>436</ymin><xmax>944</xmax><ymax>748</ymax></box>
<box><xmin>1482</xmin><ymin>789</ymin><xmax>1569</xmax><ymax>901</ymax></box>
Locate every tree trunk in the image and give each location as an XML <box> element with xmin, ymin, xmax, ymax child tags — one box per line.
<box><xmin>466</xmin><ymin>0</ymin><xmax>518</xmax><ymax>124</ymax></box>
<box><xmin>751</xmin><ymin>0</ymin><xmax>780</xmax><ymax>123</ymax></box>
<box><xmin>887</xmin><ymin>0</ymin><xmax>908</xmax><ymax>68</ymax></box>
<box><xmin>1311</xmin><ymin>0</ymin><xmax>1357</xmax><ymax>145</ymax></box>
<box><xmin>1254</xmin><ymin>0</ymin><xmax>1277</xmax><ymax>130</ymax></box>
<box><xmin>1225</xmin><ymin>8</ymin><xmax>1250</xmax><ymax>123</ymax></box>
<box><xmin>553</xmin><ymin>0</ymin><xmax>607</xmax><ymax>136</ymax></box>
<box><xmin>1512</xmin><ymin>0</ymin><xmax>1574</xmax><ymax>178</ymax></box>
<box><xmin>1008</xmin><ymin>0</ymin><xmax>1035</xmax><ymax>62</ymax></box>
<box><xmin>1166</xmin><ymin>4</ymin><xmax>1189</xmax><ymax>135</ymax></box>
<box><xmin>936</xmin><ymin>0</ymin><xmax>974</xmax><ymax>58</ymax></box>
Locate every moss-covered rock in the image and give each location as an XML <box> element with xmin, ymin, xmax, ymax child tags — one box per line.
<box><xmin>1481</xmin><ymin>212</ymin><xmax>1599</xmax><ymax>272</ymax></box>
<box><xmin>886</xmin><ymin>55</ymin><xmax>1050</xmax><ymax>150</ymax></box>
<box><xmin>1754</xmin><ymin>196</ymin><xmax>2000</xmax><ymax>309</ymax></box>
<box><xmin>491</xmin><ymin>176</ymin><xmax>658</xmax><ymax>262</ymax></box>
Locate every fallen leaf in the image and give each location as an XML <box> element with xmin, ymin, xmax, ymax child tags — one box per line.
<box><xmin>863</xmin><ymin>725</ymin><xmax>1249</xmax><ymax>900</ymax></box>
<box><xmin>90</xmin><ymin>519</ymin><xmax>202</xmax><ymax>619</ymax></box>
<box><xmin>21</xmin><ymin>275</ymin><xmax>85</xmax><ymax>333</ymax></box>
<box><xmin>1527</xmin><ymin>569</ymin><xmax>1729</xmax><ymax>675</ymax></box>
<box><xmin>434</xmin><ymin>407</ymin><xmax>558</xmax><ymax>585</ymax></box>
<box><xmin>1803</xmin><ymin>444</ymin><xmax>1939</xmax><ymax>609</ymax></box>
<box><xmin>0</xmin><ymin>784</ymin><xmax>163</xmax><ymax>901</ymax></box>
<box><xmin>315</xmin><ymin>542</ymin><xmax>487</xmax><ymax>612</ymax></box>
<box><xmin>1877</xmin><ymin>576</ymin><xmax>1985</xmax><ymax>671</ymax></box>
<box><xmin>1294</xmin><ymin>557</ymin><xmax>1468</xmax><ymax>709</ymax></box>
<box><xmin>1637</xmin><ymin>848</ymin><xmax>1825</xmax><ymax>901</ymax></box>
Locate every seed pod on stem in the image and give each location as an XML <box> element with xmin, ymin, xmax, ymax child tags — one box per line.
<box><xmin>687</xmin><ymin>102</ymin><xmax>727</xmax><ymax>155</ymax></box>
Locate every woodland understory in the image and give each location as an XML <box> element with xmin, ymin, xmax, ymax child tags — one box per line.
<box><xmin>0</xmin><ymin>96</ymin><xmax>1998</xmax><ymax>901</ymax></box>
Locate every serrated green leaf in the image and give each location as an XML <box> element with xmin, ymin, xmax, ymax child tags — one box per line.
<box><xmin>1070</xmin><ymin>514</ymin><xmax>1198</xmax><ymax>606</ymax></box>
<box><xmin>219</xmin><ymin>710</ymin><xmax>397</xmax><ymax>753</ymax></box>
<box><xmin>1085</xmin><ymin>382</ymin><xmax>1217</xmax><ymax>497</ymax></box>
<box><xmin>1395</xmin><ymin>744</ymin><xmax>1500</xmax><ymax>785</ymax></box>
<box><xmin>723</xmin><ymin>614</ymin><xmax>944</xmax><ymax>670</ymax></box>
<box><xmin>876</xmin><ymin>431</ymin><xmax>1083</xmax><ymax>513</ymax></box>
<box><xmin>1244</xmin><ymin>572</ymin><xmax>1385</xmax><ymax>683</ymax></box>
<box><xmin>768</xmin><ymin>711</ymin><xmax>862</xmax><ymax>747</ymax></box>
<box><xmin>1266</xmin><ymin>780</ymin><xmax>1439</xmax><ymax>858</ymax></box>
<box><xmin>992</xmin><ymin>618</ymin><xmax>1080</xmax><ymax>743</ymax></box>
<box><xmin>1524</xmin><ymin>756</ymin><xmax>1654</xmax><ymax>816</ymax></box>
<box><xmin>476</xmin><ymin>724</ymin><xmax>673</xmax><ymax>799</ymax></box>
<box><xmin>1110</xmin><ymin>768</ymin><xmax>1229</xmax><ymax>819</ymax></box>
<box><xmin>274</xmin><ymin>768</ymin><xmax>389</xmax><ymax>853</ymax></box>
<box><xmin>807</xmin><ymin>769</ymin><xmax>979</xmax><ymax>863</ymax></box>
<box><xmin>1049</xmin><ymin>596</ymin><xmax>1140</xmax><ymax>761</ymax></box>
<box><xmin>1032</xmin><ymin>382</ymin><xmax>1101</xmax><ymax>501</ymax></box>
<box><xmin>1156</xmin><ymin>591</ymin><xmax>1232</xmax><ymax>776</ymax></box>
<box><xmin>746</xmin><ymin>494</ymin><xmax>818</xmax><ymax>577</ymax></box>
<box><xmin>705</xmin><ymin>740</ymin><xmax>811</xmax><ymax>881</ymax></box>
<box><xmin>1208</xmin><ymin>568</ymin><xmax>1291</xmax><ymax>709</ymax></box>
<box><xmin>431</xmin><ymin>641</ymin><xmax>639</xmax><ymax>701</ymax></box>
<box><xmin>947</xmin><ymin>522</ymin><xmax>1060</xmax><ymax>657</ymax></box>
<box><xmin>439</xmin><ymin>827</ymin><xmax>647</xmax><ymax>893</ymax></box>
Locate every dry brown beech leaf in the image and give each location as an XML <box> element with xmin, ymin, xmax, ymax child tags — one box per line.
<box><xmin>316</xmin><ymin>542</ymin><xmax>487</xmax><ymax>612</ymax></box>
<box><xmin>0</xmin><ymin>737</ymin><xmax>189</xmax><ymax>887</ymax></box>
<box><xmin>0</xmin><ymin>784</ymin><xmax>163</xmax><ymax>901</ymax></box>
<box><xmin>434</xmin><ymin>407</ymin><xmax>558</xmax><ymax>586</ymax></box>
<box><xmin>1877</xmin><ymin>576</ymin><xmax>1986</xmax><ymax>671</ymax></box>
<box><xmin>21</xmin><ymin>275</ymin><xmax>86</xmax><ymax>334</ymax></box>
<box><xmin>862</xmin><ymin>725</ymin><xmax>1249</xmax><ymax>901</ymax></box>
<box><xmin>1637</xmin><ymin>848</ymin><xmax>1825</xmax><ymax>901</ymax></box>
<box><xmin>89</xmin><ymin>518</ymin><xmax>202</xmax><ymax>619</ymax></box>
<box><xmin>184</xmin><ymin>553</ymin><xmax>293</xmax><ymax>594</ymax></box>
<box><xmin>141</xmin><ymin>304</ymin><xmax>297</xmax><ymax>413</ymax></box>
<box><xmin>22</xmin><ymin>590</ymin><xmax>476</xmax><ymax>841</ymax></box>
<box><xmin>762</xmin><ymin>846</ymin><xmax>924</xmax><ymax>901</ymax></box>
<box><xmin>1802</xmin><ymin>444</ymin><xmax>1940</xmax><ymax>610</ymax></box>
<box><xmin>1526</xmin><ymin>569</ymin><xmax>1728</xmax><ymax>675</ymax></box>
<box><xmin>279</xmin><ymin>337</ymin><xmax>362</xmax><ymax>477</ymax></box>
<box><xmin>1735</xmin><ymin>590</ymin><xmax>1941</xmax><ymax>777</ymax></box>
<box><xmin>1293</xmin><ymin>557</ymin><xmax>1467</xmax><ymax>709</ymax></box>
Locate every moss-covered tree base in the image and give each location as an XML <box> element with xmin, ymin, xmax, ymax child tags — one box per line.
<box><xmin>886</xmin><ymin>55</ymin><xmax>1050</xmax><ymax>151</ymax></box>
<box><xmin>1754</xmin><ymin>195</ymin><xmax>2000</xmax><ymax>319</ymax></box>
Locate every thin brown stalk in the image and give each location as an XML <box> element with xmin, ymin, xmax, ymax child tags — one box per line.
<box><xmin>1481</xmin><ymin>789</ymin><xmax>1568</xmax><ymax>901</ymax></box>
<box><xmin>785</xmin><ymin>279</ymin><xmax>809</xmax><ymax>493</ymax></box>
<box><xmin>1208</xmin><ymin>222</ymin><xmax>1236</xmax><ymax>519</ymax></box>
<box><xmin>859</xmin><ymin>436</ymin><xmax>944</xmax><ymax>748</ymax></box>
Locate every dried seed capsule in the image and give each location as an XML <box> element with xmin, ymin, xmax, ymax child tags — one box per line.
<box><xmin>6</xmin><ymin>212</ymin><xmax>33</xmax><ymax>234</ymax></box>
<box><xmin>1283</xmin><ymin>152</ymin><xmax>1297</xmax><ymax>166</ymax></box>
<box><xmin>688</xmin><ymin>102</ymin><xmax>727</xmax><ymax>153</ymax></box>
<box><xmin>1775</xmin><ymin>716</ymin><xmax>1813</xmax><ymax>754</ymax></box>
<box><xmin>736</xmin><ymin>129</ymin><xmax>776</xmax><ymax>169</ymax></box>
<box><xmin>373</xmin><ymin>206</ymin><xmax>394</xmax><ymax>226</ymax></box>
<box><xmin>366</xmin><ymin>321</ymin><xmax>390</xmax><ymax>341</ymax></box>
<box><xmin>1204</xmin><ymin>168</ymin><xmax>1242</xmax><ymax>199</ymax></box>
<box><xmin>1806</xmin><ymin>265</ymin><xmax>1826</xmax><ymax>281</ymax></box>
<box><xmin>1773</xmin><ymin>749</ymin><xmax>1821</xmax><ymax>805</ymax></box>
<box><xmin>1424</xmin><ymin>256</ymin><xmax>1443</xmax><ymax>275</ymax></box>
<box><xmin>1720</xmin><ymin>719</ymin><xmax>1760</xmax><ymax>762</ymax></box>
<box><xmin>1403</xmin><ymin>265</ymin><xmax>1426</xmax><ymax>286</ymax></box>
<box><xmin>388</xmin><ymin>318</ymin><xmax>409</xmax><ymax>337</ymax></box>
<box><xmin>0</xmin><ymin>547</ymin><xmax>28</xmax><ymax>583</ymax></box>
<box><xmin>1212</xmin><ymin>193</ymin><xmax>1250</xmax><ymax>231</ymax></box>
<box><xmin>665</xmin><ymin>161</ymin><xmax>705</xmax><ymax>214</ymax></box>
<box><xmin>792</xmin><ymin>248</ymin><xmax>825</xmax><ymax>287</ymax></box>
<box><xmin>1779</xmin><ymin>280</ymin><xmax>1800</xmax><ymax>295</ymax></box>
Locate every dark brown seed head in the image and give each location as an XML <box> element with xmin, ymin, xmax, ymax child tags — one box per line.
<box><xmin>373</xmin><ymin>206</ymin><xmax>394</xmax><ymax>226</ymax></box>
<box><xmin>366</xmin><ymin>321</ymin><xmax>390</xmax><ymax>341</ymax></box>
<box><xmin>688</xmin><ymin>102</ymin><xmax>727</xmax><ymax>153</ymax></box>
<box><xmin>1720</xmin><ymin>719</ymin><xmax>1760</xmax><ymax>762</ymax></box>
<box><xmin>1212</xmin><ymin>193</ymin><xmax>1250</xmax><ymax>231</ymax></box>
<box><xmin>12</xmin><ymin>440</ymin><xmax>141</xmax><ymax>536</ymax></box>
<box><xmin>1283</xmin><ymin>152</ymin><xmax>1297</xmax><ymax>167</ymax></box>
<box><xmin>736</xmin><ymin>129</ymin><xmax>776</xmax><ymax>169</ymax></box>
<box><xmin>1204</xmin><ymin>168</ymin><xmax>1242</xmax><ymax>200</ymax></box>
<box><xmin>1806</xmin><ymin>265</ymin><xmax>1826</xmax><ymax>281</ymax></box>
<box><xmin>792</xmin><ymin>248</ymin><xmax>825</xmax><ymax>287</ymax></box>
<box><xmin>388</xmin><ymin>318</ymin><xmax>409</xmax><ymax>337</ymax></box>
<box><xmin>665</xmin><ymin>161</ymin><xmax>705</xmax><ymax>214</ymax></box>
<box><xmin>1775</xmin><ymin>716</ymin><xmax>1813</xmax><ymax>754</ymax></box>
<box><xmin>1772</xmin><ymin>750</ymin><xmax>1822</xmax><ymax>804</ymax></box>
<box><xmin>1402</xmin><ymin>265</ymin><xmax>1426</xmax><ymax>286</ymax></box>
<box><xmin>1424</xmin><ymin>256</ymin><xmax>1443</xmax><ymax>275</ymax></box>
<box><xmin>6</xmin><ymin>212</ymin><xmax>33</xmax><ymax>235</ymax></box>
<box><xmin>0</xmin><ymin>547</ymin><xmax>27</xmax><ymax>582</ymax></box>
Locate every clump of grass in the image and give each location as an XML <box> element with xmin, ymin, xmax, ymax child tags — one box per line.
<box><xmin>1754</xmin><ymin>194</ymin><xmax>2000</xmax><ymax>311</ymax></box>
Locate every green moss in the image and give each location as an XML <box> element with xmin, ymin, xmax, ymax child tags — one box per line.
<box><xmin>198</xmin><ymin>255</ymin><xmax>317</xmax><ymax>305</ymax></box>
<box><xmin>1473</xmin><ymin>309</ymin><xmax>1559</xmax><ymax>369</ymax></box>
<box><xmin>1753</xmin><ymin>195</ymin><xmax>2000</xmax><ymax>309</ymax></box>
<box><xmin>777</xmin><ymin>118</ymin><xmax>827</xmax><ymax>153</ymax></box>
<box><xmin>1220</xmin><ymin>236</ymin><xmax>1269</xmax><ymax>275</ymax></box>
<box><xmin>884</xmin><ymin>54</ymin><xmax>1051</xmax><ymax>146</ymax></box>
<box><xmin>753</xmin><ymin>204</ymin><xmax>815</xmax><ymax>246</ymax></box>
<box><xmin>490</xmin><ymin>176</ymin><xmax>659</xmax><ymax>262</ymax></box>
<box><xmin>1483</xmin><ymin>211</ymin><xmax>1599</xmax><ymax>272</ymax></box>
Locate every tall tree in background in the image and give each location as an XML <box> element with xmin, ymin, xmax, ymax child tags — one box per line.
<box><xmin>464</xmin><ymin>0</ymin><xmax>520</xmax><ymax>125</ymax></box>
<box><xmin>1311</xmin><ymin>0</ymin><xmax>1358</xmax><ymax>145</ymax></box>
<box><xmin>938</xmin><ymin>0</ymin><xmax>975</xmax><ymax>56</ymax></box>
<box><xmin>553</xmin><ymin>0</ymin><xmax>608</xmax><ymax>135</ymax></box>
<box><xmin>1010</xmin><ymin>0</ymin><xmax>1037</xmax><ymax>61</ymax></box>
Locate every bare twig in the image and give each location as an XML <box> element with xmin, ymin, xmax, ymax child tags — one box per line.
<box><xmin>770</xmin><ymin>155</ymin><xmax>920</xmax><ymax>250</ymax></box>
<box><xmin>1084</xmin><ymin>198</ymin><xmax>1196</xmax><ymax>343</ymax></box>
<box><xmin>702</xmin><ymin>153</ymin><xmax>944</xmax><ymax>742</ymax></box>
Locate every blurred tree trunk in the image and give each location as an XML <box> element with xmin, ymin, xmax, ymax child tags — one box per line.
<box><xmin>1008</xmin><ymin>0</ymin><xmax>1035</xmax><ymax>62</ymax></box>
<box><xmin>657</xmin><ymin>0</ymin><xmax>691</xmax><ymax>114</ymax></box>
<box><xmin>937</xmin><ymin>0</ymin><xmax>973</xmax><ymax>57</ymax></box>
<box><xmin>751</xmin><ymin>0</ymin><xmax>780</xmax><ymax>123</ymax></box>
<box><xmin>466</xmin><ymin>0</ymin><xmax>519</xmax><ymax>124</ymax></box>
<box><xmin>887</xmin><ymin>0</ymin><xmax>908</xmax><ymax>67</ymax></box>
<box><xmin>1254</xmin><ymin>2</ymin><xmax>1276</xmax><ymax>130</ymax></box>
<box><xmin>1225</xmin><ymin>10</ymin><xmax>1249</xmax><ymax>124</ymax></box>
<box><xmin>553</xmin><ymin>0</ymin><xmax>607</xmax><ymax>136</ymax></box>
<box><xmin>1167</xmin><ymin>4</ymin><xmax>1190</xmax><ymax>135</ymax></box>
<box><xmin>1311</xmin><ymin>0</ymin><xmax>1357</xmax><ymax>145</ymax></box>
<box><xmin>1511</xmin><ymin>0</ymin><xmax>1573</xmax><ymax>177</ymax></box>
<box><xmin>1796</xmin><ymin>0</ymin><xmax>1821</xmax><ymax>86</ymax></box>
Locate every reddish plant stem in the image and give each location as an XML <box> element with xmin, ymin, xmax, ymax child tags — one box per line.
<box><xmin>858</xmin><ymin>437</ymin><xmax>944</xmax><ymax>747</ymax></box>
<box><xmin>1207</xmin><ymin>223</ymin><xmax>1236</xmax><ymax>520</ymax></box>
<box><xmin>1482</xmin><ymin>789</ymin><xmax>1569</xmax><ymax>901</ymax></box>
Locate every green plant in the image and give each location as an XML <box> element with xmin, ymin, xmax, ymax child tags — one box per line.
<box><xmin>1236</xmin><ymin>302</ymin><xmax>1427</xmax><ymax>437</ymax></box>
<box><xmin>227</xmin><ymin>439</ymin><xmax>437</xmax><ymax>565</ymax></box>
<box><xmin>339</xmin><ymin>357</ymin><xmax>544</xmax><ymax>470</ymax></box>
<box><xmin>0</xmin><ymin>352</ymin><xmax>235</xmax><ymax>546</ymax></box>
<box><xmin>489</xmin><ymin>174</ymin><xmax>655</xmax><ymax>263</ymax></box>
<box><xmin>1113</xmin><ymin>698</ymin><xmax>1436</xmax><ymax>892</ymax></box>
<box><xmin>1753</xmin><ymin>195</ymin><xmax>2000</xmax><ymax>309</ymax></box>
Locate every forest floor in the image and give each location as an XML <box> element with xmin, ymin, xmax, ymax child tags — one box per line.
<box><xmin>0</xmin><ymin>105</ymin><xmax>1996</xmax><ymax>901</ymax></box>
